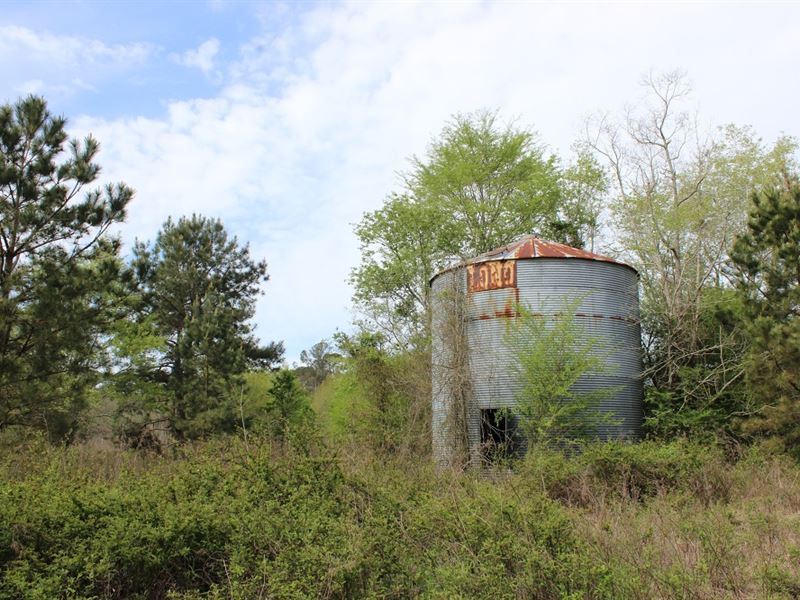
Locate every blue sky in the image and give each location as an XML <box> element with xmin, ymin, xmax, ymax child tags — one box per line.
<box><xmin>1</xmin><ymin>1</ymin><xmax>799</xmax><ymax>362</ymax></box>
<box><xmin>2</xmin><ymin>1</ymin><xmax>304</xmax><ymax>117</ymax></box>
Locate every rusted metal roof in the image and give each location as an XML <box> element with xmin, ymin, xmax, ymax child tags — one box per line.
<box><xmin>431</xmin><ymin>236</ymin><xmax>636</xmax><ymax>285</ymax></box>
<box><xmin>467</xmin><ymin>236</ymin><xmax>625</xmax><ymax>265</ymax></box>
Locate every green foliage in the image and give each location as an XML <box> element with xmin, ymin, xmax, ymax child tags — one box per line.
<box><xmin>0</xmin><ymin>438</ymin><xmax>619</xmax><ymax>600</ymax></box>
<box><xmin>557</xmin><ymin>148</ymin><xmax>609</xmax><ymax>251</ymax></box>
<box><xmin>0</xmin><ymin>95</ymin><xmax>133</xmax><ymax>439</ymax></box>
<box><xmin>643</xmin><ymin>287</ymin><xmax>751</xmax><ymax>440</ymax></box>
<box><xmin>2</xmin><ymin>437</ymin><xmax>799</xmax><ymax>599</ymax></box>
<box><xmin>264</xmin><ymin>370</ymin><xmax>313</xmax><ymax>439</ymax></box>
<box><xmin>114</xmin><ymin>215</ymin><xmax>283</xmax><ymax>440</ymax></box>
<box><xmin>351</xmin><ymin>109</ymin><xmax>606</xmax><ymax>346</ymax></box>
<box><xmin>332</xmin><ymin>331</ymin><xmax>431</xmax><ymax>458</ymax></box>
<box><xmin>590</xmin><ymin>72</ymin><xmax>797</xmax><ymax>438</ymax></box>
<box><xmin>732</xmin><ymin>177</ymin><xmax>800</xmax><ymax>457</ymax></box>
<box><xmin>505</xmin><ymin>300</ymin><xmax>617</xmax><ymax>448</ymax></box>
<box><xmin>518</xmin><ymin>439</ymin><xmax>731</xmax><ymax>505</ymax></box>
<box><xmin>296</xmin><ymin>338</ymin><xmax>339</xmax><ymax>390</ymax></box>
<box><xmin>310</xmin><ymin>372</ymin><xmax>368</xmax><ymax>441</ymax></box>
<box><xmin>241</xmin><ymin>370</ymin><xmax>273</xmax><ymax>398</ymax></box>
<box><xmin>409</xmin><ymin>109</ymin><xmax>564</xmax><ymax>254</ymax></box>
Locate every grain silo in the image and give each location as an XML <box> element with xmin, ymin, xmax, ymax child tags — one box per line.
<box><xmin>431</xmin><ymin>236</ymin><xmax>643</xmax><ymax>468</ymax></box>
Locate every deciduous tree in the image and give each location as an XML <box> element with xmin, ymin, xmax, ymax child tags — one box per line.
<box><xmin>587</xmin><ymin>70</ymin><xmax>796</xmax><ymax>435</ymax></box>
<box><xmin>297</xmin><ymin>338</ymin><xmax>339</xmax><ymax>390</ymax></box>
<box><xmin>505</xmin><ymin>300</ymin><xmax>615</xmax><ymax>450</ymax></box>
<box><xmin>352</xmin><ymin>110</ymin><xmax>605</xmax><ymax>346</ymax></box>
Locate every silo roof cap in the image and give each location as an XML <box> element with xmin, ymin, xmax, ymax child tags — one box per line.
<box><xmin>431</xmin><ymin>235</ymin><xmax>637</xmax><ymax>283</ymax></box>
<box><xmin>469</xmin><ymin>236</ymin><xmax>627</xmax><ymax>265</ymax></box>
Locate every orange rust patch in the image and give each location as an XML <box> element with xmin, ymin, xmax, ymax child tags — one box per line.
<box><xmin>468</xmin><ymin>260</ymin><xmax>516</xmax><ymax>293</ymax></box>
<box><xmin>495</xmin><ymin>298</ymin><xmax>518</xmax><ymax>319</ymax></box>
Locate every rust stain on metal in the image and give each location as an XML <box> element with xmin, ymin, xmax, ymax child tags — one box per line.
<box><xmin>495</xmin><ymin>298</ymin><xmax>518</xmax><ymax>319</ymax></box>
<box><xmin>609</xmin><ymin>315</ymin><xmax>638</xmax><ymax>324</ymax></box>
<box><xmin>473</xmin><ymin>302</ymin><xmax>524</xmax><ymax>322</ymax></box>
<box><xmin>473</xmin><ymin>296</ymin><xmax>520</xmax><ymax>322</ymax></box>
<box><xmin>467</xmin><ymin>260</ymin><xmax>516</xmax><ymax>293</ymax></box>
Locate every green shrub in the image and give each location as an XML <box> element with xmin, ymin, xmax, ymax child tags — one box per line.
<box><xmin>0</xmin><ymin>437</ymin><xmax>620</xmax><ymax>599</ymax></box>
<box><xmin>3</xmin><ymin>437</ymin><xmax>797</xmax><ymax>599</ymax></box>
<box><xmin>518</xmin><ymin>439</ymin><xmax>732</xmax><ymax>505</ymax></box>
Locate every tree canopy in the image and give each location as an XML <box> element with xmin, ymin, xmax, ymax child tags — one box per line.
<box><xmin>587</xmin><ymin>70</ymin><xmax>797</xmax><ymax>437</ymax></box>
<box><xmin>0</xmin><ymin>95</ymin><xmax>133</xmax><ymax>438</ymax></box>
<box><xmin>115</xmin><ymin>215</ymin><xmax>283</xmax><ymax>439</ymax></box>
<box><xmin>352</xmin><ymin>109</ymin><xmax>606</xmax><ymax>346</ymax></box>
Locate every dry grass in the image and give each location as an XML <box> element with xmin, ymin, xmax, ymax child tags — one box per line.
<box><xmin>574</xmin><ymin>452</ymin><xmax>800</xmax><ymax>599</ymax></box>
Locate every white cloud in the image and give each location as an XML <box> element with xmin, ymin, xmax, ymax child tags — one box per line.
<box><xmin>70</xmin><ymin>1</ymin><xmax>800</xmax><ymax>361</ymax></box>
<box><xmin>13</xmin><ymin>79</ymin><xmax>44</xmax><ymax>95</ymax></box>
<box><xmin>174</xmin><ymin>38</ymin><xmax>221</xmax><ymax>74</ymax></box>
<box><xmin>0</xmin><ymin>25</ymin><xmax>152</xmax><ymax>68</ymax></box>
<box><xmin>0</xmin><ymin>25</ymin><xmax>153</xmax><ymax>100</ymax></box>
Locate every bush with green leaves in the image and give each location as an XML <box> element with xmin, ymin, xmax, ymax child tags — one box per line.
<box><xmin>331</xmin><ymin>331</ymin><xmax>431</xmax><ymax>458</ymax></box>
<box><xmin>505</xmin><ymin>299</ymin><xmax>617</xmax><ymax>449</ymax></box>
<box><xmin>3</xmin><ymin>434</ymin><xmax>800</xmax><ymax>599</ymax></box>
<box><xmin>518</xmin><ymin>439</ymin><xmax>732</xmax><ymax>505</ymax></box>
<box><xmin>0</xmin><ymin>436</ymin><xmax>621</xmax><ymax>600</ymax></box>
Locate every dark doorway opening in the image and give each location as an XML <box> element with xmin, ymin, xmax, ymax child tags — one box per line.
<box><xmin>480</xmin><ymin>408</ymin><xmax>519</xmax><ymax>463</ymax></box>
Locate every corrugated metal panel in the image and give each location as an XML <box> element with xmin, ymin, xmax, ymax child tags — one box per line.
<box><xmin>430</xmin><ymin>243</ymin><xmax>644</xmax><ymax>469</ymax></box>
<box><xmin>467</xmin><ymin>286</ymin><xmax>518</xmax><ymax>321</ymax></box>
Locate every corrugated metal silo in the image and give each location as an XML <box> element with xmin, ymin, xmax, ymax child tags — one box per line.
<box><xmin>431</xmin><ymin>236</ymin><xmax>643</xmax><ymax>468</ymax></box>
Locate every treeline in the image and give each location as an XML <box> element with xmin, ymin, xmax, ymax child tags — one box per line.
<box><xmin>0</xmin><ymin>96</ymin><xmax>294</xmax><ymax>445</ymax></box>
<box><xmin>1</xmin><ymin>69</ymin><xmax>799</xmax><ymax>460</ymax></box>
<box><xmin>1</xmin><ymin>71</ymin><xmax>800</xmax><ymax>599</ymax></box>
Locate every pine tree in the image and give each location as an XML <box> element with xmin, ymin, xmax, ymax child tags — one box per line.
<box><xmin>121</xmin><ymin>215</ymin><xmax>283</xmax><ymax>439</ymax></box>
<box><xmin>265</xmin><ymin>370</ymin><xmax>312</xmax><ymax>438</ymax></box>
<box><xmin>731</xmin><ymin>176</ymin><xmax>800</xmax><ymax>456</ymax></box>
<box><xmin>0</xmin><ymin>95</ymin><xmax>132</xmax><ymax>438</ymax></box>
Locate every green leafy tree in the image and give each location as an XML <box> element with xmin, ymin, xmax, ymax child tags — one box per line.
<box><xmin>352</xmin><ymin>110</ymin><xmax>605</xmax><ymax>346</ymax></box>
<box><xmin>118</xmin><ymin>215</ymin><xmax>283</xmax><ymax>439</ymax></box>
<box><xmin>333</xmin><ymin>330</ymin><xmax>431</xmax><ymax>456</ymax></box>
<box><xmin>408</xmin><ymin>110</ymin><xmax>564</xmax><ymax>254</ymax></box>
<box><xmin>297</xmin><ymin>338</ymin><xmax>339</xmax><ymax>390</ymax></box>
<box><xmin>559</xmin><ymin>148</ymin><xmax>609</xmax><ymax>252</ymax></box>
<box><xmin>731</xmin><ymin>177</ymin><xmax>800</xmax><ymax>457</ymax></box>
<box><xmin>505</xmin><ymin>300</ymin><xmax>616</xmax><ymax>449</ymax></box>
<box><xmin>0</xmin><ymin>95</ymin><xmax>132</xmax><ymax>438</ymax></box>
<box><xmin>587</xmin><ymin>70</ymin><xmax>797</xmax><ymax>436</ymax></box>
